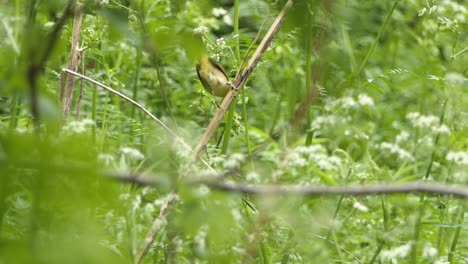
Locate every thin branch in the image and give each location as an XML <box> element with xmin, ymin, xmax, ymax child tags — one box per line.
<box><xmin>62</xmin><ymin>69</ymin><xmax>181</xmax><ymax>141</ymax></box>
<box><xmin>204</xmin><ymin>181</ymin><xmax>468</xmax><ymax>198</ymax></box>
<box><xmin>110</xmin><ymin>173</ymin><xmax>468</xmax><ymax>199</ymax></box>
<box><xmin>134</xmin><ymin>192</ymin><xmax>178</xmax><ymax>264</ymax></box>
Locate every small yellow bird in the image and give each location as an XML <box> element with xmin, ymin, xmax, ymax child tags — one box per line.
<box><xmin>196</xmin><ymin>54</ymin><xmax>234</xmax><ymax>97</ymax></box>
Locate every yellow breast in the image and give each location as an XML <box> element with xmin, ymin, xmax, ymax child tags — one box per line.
<box><xmin>197</xmin><ymin>55</ymin><xmax>230</xmax><ymax>97</ymax></box>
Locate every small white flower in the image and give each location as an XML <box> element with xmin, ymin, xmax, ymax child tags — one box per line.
<box><xmin>353</xmin><ymin>201</ymin><xmax>369</xmax><ymax>212</ymax></box>
<box><xmin>194</xmin><ymin>185</ymin><xmax>211</xmax><ymax>197</ymax></box>
<box><xmin>446</xmin><ymin>151</ymin><xmax>468</xmax><ymax>165</ymax></box>
<box><xmin>328</xmin><ymin>156</ymin><xmax>342</xmax><ymax>168</ymax></box>
<box><xmin>380</xmin><ymin>142</ymin><xmax>414</xmax><ymax>161</ymax></box>
<box><xmin>132</xmin><ymin>195</ymin><xmax>142</xmax><ymax>210</ymax></box>
<box><xmin>246</xmin><ymin>172</ymin><xmax>260</xmax><ymax>183</ymax></box>
<box><xmin>396</xmin><ymin>131</ymin><xmax>410</xmax><ymax>144</ymax></box>
<box><xmin>423</xmin><ymin>243</ymin><xmax>438</xmax><ymax>259</ymax></box>
<box><xmin>434</xmin><ymin>258</ymin><xmax>450</xmax><ymax>264</ymax></box>
<box><xmin>98</xmin><ymin>153</ymin><xmax>114</xmax><ymax>165</ymax></box>
<box><xmin>119</xmin><ymin>193</ymin><xmax>130</xmax><ymax>201</ymax></box>
<box><xmin>358</xmin><ymin>93</ymin><xmax>374</xmax><ymax>107</ymax></box>
<box><xmin>120</xmin><ymin>147</ymin><xmax>144</xmax><ymax>160</ymax></box>
<box><xmin>193</xmin><ymin>26</ymin><xmax>208</xmax><ymax>35</ymax></box>
<box><xmin>445</xmin><ymin>72</ymin><xmax>465</xmax><ymax>86</ymax></box>
<box><xmin>290</xmin><ymin>157</ymin><xmax>308</xmax><ymax>167</ymax></box>
<box><xmin>212</xmin><ymin>7</ymin><xmax>227</xmax><ymax>17</ymax></box>
<box><xmin>432</xmin><ymin>124</ymin><xmax>450</xmax><ymax>134</ymax></box>
<box><xmin>44</xmin><ymin>21</ymin><xmax>55</xmax><ymax>28</ymax></box>
<box><xmin>211</xmin><ymin>156</ymin><xmax>225</xmax><ymax>166</ymax></box>
<box><xmin>223</xmin><ymin>15</ymin><xmax>233</xmax><ymax>26</ymax></box>
<box><xmin>316</xmin><ymin>159</ymin><xmax>334</xmax><ymax>171</ymax></box>
<box><xmin>216</xmin><ymin>37</ymin><xmax>226</xmax><ymax>47</ymax></box>
<box><xmin>232</xmin><ymin>244</ymin><xmax>247</xmax><ymax>254</ymax></box>
<box><xmin>144</xmin><ymin>203</ymin><xmax>155</xmax><ymax>214</ymax></box>
<box><xmin>172</xmin><ymin>237</ymin><xmax>183</xmax><ymax>253</ymax></box>
<box><xmin>174</xmin><ymin>140</ymin><xmax>191</xmax><ymax>158</ymax></box>
<box><xmin>16</xmin><ymin>127</ymin><xmax>28</xmax><ymax>134</ymax></box>
<box><xmin>311</xmin><ymin>115</ymin><xmax>337</xmax><ymax>130</ymax></box>
<box><xmin>224</xmin><ymin>154</ymin><xmax>243</xmax><ymax>169</ymax></box>
<box><xmin>406</xmin><ymin>112</ymin><xmax>441</xmax><ymax>128</ymax></box>
<box><xmin>62</xmin><ymin>118</ymin><xmax>95</xmax><ymax>134</ymax></box>
<box><xmin>381</xmin><ymin>242</ymin><xmax>413</xmax><ymax>260</ymax></box>
<box><xmin>340</xmin><ymin>96</ymin><xmax>357</xmax><ymax>109</ymax></box>
<box><xmin>104</xmin><ymin>210</ymin><xmax>114</xmax><ymax>225</ymax></box>
<box><xmin>231</xmin><ymin>209</ymin><xmax>243</xmax><ymax>222</ymax></box>
<box><xmin>194</xmin><ymin>225</ymin><xmax>209</xmax><ymax>253</ymax></box>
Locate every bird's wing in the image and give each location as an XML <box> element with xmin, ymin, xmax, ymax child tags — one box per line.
<box><xmin>196</xmin><ymin>64</ymin><xmax>213</xmax><ymax>94</ymax></box>
<box><xmin>208</xmin><ymin>57</ymin><xmax>229</xmax><ymax>81</ymax></box>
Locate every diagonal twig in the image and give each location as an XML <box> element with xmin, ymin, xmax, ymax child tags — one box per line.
<box><xmin>62</xmin><ymin>69</ymin><xmax>180</xmax><ymax>140</ymax></box>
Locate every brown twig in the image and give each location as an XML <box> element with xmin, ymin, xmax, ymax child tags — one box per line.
<box><xmin>75</xmin><ymin>47</ymin><xmax>87</xmax><ymax>120</ymax></box>
<box><xmin>62</xmin><ymin>2</ymin><xmax>84</xmax><ymax>117</ymax></box>
<box><xmin>134</xmin><ymin>192</ymin><xmax>178</xmax><ymax>264</ymax></box>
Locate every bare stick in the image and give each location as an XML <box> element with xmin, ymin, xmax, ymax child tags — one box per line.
<box><xmin>75</xmin><ymin>48</ymin><xmax>86</xmax><ymax>120</ymax></box>
<box><xmin>134</xmin><ymin>192</ymin><xmax>178</xmax><ymax>264</ymax></box>
<box><xmin>189</xmin><ymin>0</ymin><xmax>294</xmax><ymax>164</ymax></box>
<box><xmin>204</xmin><ymin>181</ymin><xmax>468</xmax><ymax>198</ymax></box>
<box><xmin>62</xmin><ymin>69</ymin><xmax>181</xmax><ymax>141</ymax></box>
<box><xmin>111</xmin><ymin>173</ymin><xmax>468</xmax><ymax>199</ymax></box>
<box><xmin>62</xmin><ymin>2</ymin><xmax>84</xmax><ymax>117</ymax></box>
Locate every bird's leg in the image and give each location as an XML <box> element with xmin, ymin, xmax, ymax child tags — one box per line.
<box><xmin>213</xmin><ymin>98</ymin><xmax>226</xmax><ymax>111</ymax></box>
<box><xmin>226</xmin><ymin>81</ymin><xmax>239</xmax><ymax>91</ymax></box>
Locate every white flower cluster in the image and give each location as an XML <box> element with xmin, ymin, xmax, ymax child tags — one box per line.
<box><xmin>311</xmin><ymin>115</ymin><xmax>341</xmax><ymax>130</ymax></box>
<box><xmin>380</xmin><ymin>142</ymin><xmax>414</xmax><ymax>161</ymax></box>
<box><xmin>193</xmin><ymin>26</ymin><xmax>208</xmax><ymax>35</ymax></box>
<box><xmin>446</xmin><ymin>151</ymin><xmax>468</xmax><ymax>165</ymax></box>
<box><xmin>120</xmin><ymin>147</ymin><xmax>144</xmax><ymax>160</ymax></box>
<box><xmin>289</xmin><ymin>145</ymin><xmax>342</xmax><ymax>172</ymax></box>
<box><xmin>445</xmin><ymin>72</ymin><xmax>466</xmax><ymax>85</ymax></box>
<box><xmin>62</xmin><ymin>118</ymin><xmax>95</xmax><ymax>134</ymax></box>
<box><xmin>223</xmin><ymin>153</ymin><xmax>245</xmax><ymax>170</ymax></box>
<box><xmin>380</xmin><ymin>242</ymin><xmax>413</xmax><ymax>261</ymax></box>
<box><xmin>324</xmin><ymin>93</ymin><xmax>375</xmax><ymax>111</ymax></box>
<box><xmin>406</xmin><ymin>112</ymin><xmax>450</xmax><ymax>135</ymax></box>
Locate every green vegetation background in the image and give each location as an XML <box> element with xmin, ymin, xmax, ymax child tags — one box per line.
<box><xmin>0</xmin><ymin>0</ymin><xmax>467</xmax><ymax>263</ymax></box>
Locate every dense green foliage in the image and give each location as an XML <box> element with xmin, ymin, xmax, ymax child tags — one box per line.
<box><xmin>1</xmin><ymin>0</ymin><xmax>467</xmax><ymax>263</ymax></box>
